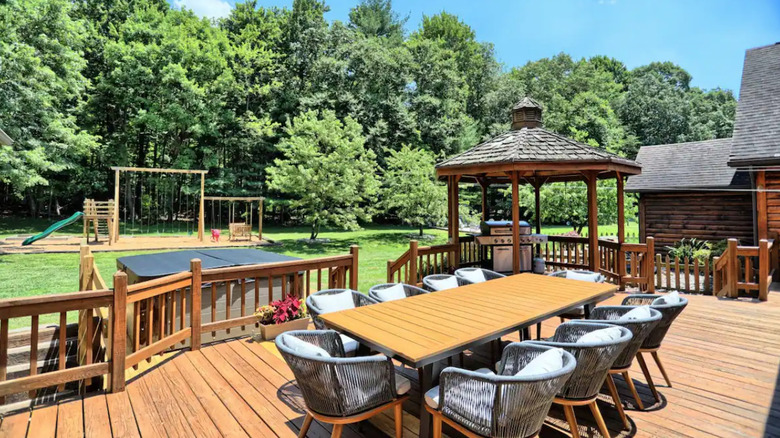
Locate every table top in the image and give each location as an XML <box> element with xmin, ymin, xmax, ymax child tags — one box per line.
<box><xmin>319</xmin><ymin>273</ymin><xmax>617</xmax><ymax>368</ymax></box>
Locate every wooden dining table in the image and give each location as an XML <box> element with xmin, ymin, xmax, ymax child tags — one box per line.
<box><xmin>319</xmin><ymin>273</ymin><xmax>617</xmax><ymax>438</ymax></box>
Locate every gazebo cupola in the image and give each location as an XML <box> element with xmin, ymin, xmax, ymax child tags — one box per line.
<box><xmin>511</xmin><ymin>97</ymin><xmax>543</xmax><ymax>130</ymax></box>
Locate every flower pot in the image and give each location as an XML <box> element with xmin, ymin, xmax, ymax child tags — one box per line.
<box><xmin>259</xmin><ymin>317</ymin><xmax>310</xmax><ymax>340</ymax></box>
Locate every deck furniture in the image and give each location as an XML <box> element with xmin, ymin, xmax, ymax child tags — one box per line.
<box><xmin>422</xmin><ymin>274</ymin><xmax>472</xmax><ymax>291</ymax></box>
<box><xmin>306</xmin><ymin>289</ymin><xmax>377</xmax><ymax>354</ymax></box>
<box><xmin>276</xmin><ymin>330</ymin><xmax>409</xmax><ymax>438</ymax></box>
<box><xmin>454</xmin><ymin>267</ymin><xmax>506</xmax><ymax>283</ymax></box>
<box><xmin>621</xmin><ymin>293</ymin><xmax>689</xmax><ymax>402</ymax></box>
<box><xmin>318</xmin><ymin>273</ymin><xmax>617</xmax><ymax>438</ymax></box>
<box><xmin>529</xmin><ymin>321</ymin><xmax>632</xmax><ymax>438</ymax></box>
<box><xmin>424</xmin><ymin>343</ymin><xmax>576</xmax><ymax>438</ymax></box>
<box><xmin>368</xmin><ymin>283</ymin><xmax>429</xmax><ymax>302</ymax></box>
<box><xmin>534</xmin><ymin>269</ymin><xmax>607</xmax><ymax>340</ymax></box>
<box><xmin>228</xmin><ymin>222</ymin><xmax>252</xmax><ymax>241</ymax></box>
<box><xmin>586</xmin><ymin>306</ymin><xmax>662</xmax><ymax>427</ymax></box>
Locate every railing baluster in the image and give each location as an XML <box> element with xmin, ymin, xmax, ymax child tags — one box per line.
<box><xmin>85</xmin><ymin>308</ymin><xmax>94</xmax><ymax>386</ymax></box>
<box><xmin>133</xmin><ymin>302</ymin><xmax>140</xmax><ymax>367</ymax></box>
<box><xmin>684</xmin><ymin>257</ymin><xmax>690</xmax><ymax>292</ymax></box>
<box><xmin>58</xmin><ymin>312</ymin><xmax>67</xmax><ymax>391</ymax></box>
<box><xmin>0</xmin><ymin>318</ymin><xmax>6</xmax><ymax>404</ymax></box>
<box><xmin>241</xmin><ymin>279</ymin><xmax>247</xmax><ymax>330</ymax></box>
<box><xmin>29</xmin><ymin>315</ymin><xmax>38</xmax><ymax>398</ymax></box>
<box><xmin>694</xmin><ymin>259</ymin><xmax>700</xmax><ymax>293</ymax></box>
<box><xmin>268</xmin><ymin>275</ymin><xmax>274</xmax><ymax>305</ymax></box>
<box><xmin>225</xmin><ymin>280</ymin><xmax>232</xmax><ymax>335</ymax></box>
<box><xmin>675</xmin><ymin>257</ymin><xmax>680</xmax><ymax>290</ymax></box>
<box><xmin>704</xmin><ymin>258</ymin><xmax>711</xmax><ymax>293</ymax></box>
<box><xmin>211</xmin><ymin>283</ymin><xmax>217</xmax><ymax>336</ymax></box>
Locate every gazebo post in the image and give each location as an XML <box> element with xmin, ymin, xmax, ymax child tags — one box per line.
<box><xmin>511</xmin><ymin>172</ymin><xmax>521</xmax><ymax>274</ymax></box>
<box><xmin>616</xmin><ymin>172</ymin><xmax>625</xmax><ymax>290</ymax></box>
<box><xmin>533</xmin><ymin>178</ymin><xmax>542</xmax><ymax>234</ymax></box>
<box><xmin>585</xmin><ymin>172</ymin><xmax>599</xmax><ymax>272</ymax></box>
<box><xmin>478</xmin><ymin>177</ymin><xmax>489</xmax><ymax>221</ymax></box>
<box><xmin>448</xmin><ymin>176</ymin><xmax>461</xmax><ymax>269</ymax></box>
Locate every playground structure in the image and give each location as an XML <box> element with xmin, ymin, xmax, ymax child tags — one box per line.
<box><xmin>204</xmin><ymin>196</ymin><xmax>264</xmax><ymax>242</ymax></box>
<box><xmin>83</xmin><ymin>199</ymin><xmax>115</xmax><ymax>244</ymax></box>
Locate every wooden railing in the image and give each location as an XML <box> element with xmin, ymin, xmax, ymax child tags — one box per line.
<box><xmin>653</xmin><ymin>254</ymin><xmax>712</xmax><ymax>294</ymax></box>
<box><xmin>459</xmin><ymin>235</ymin><xmax>487</xmax><ymax>267</ymax></box>
<box><xmin>387</xmin><ymin>241</ymin><xmax>455</xmax><ymax>285</ymax></box>
<box><xmin>621</xmin><ymin>238</ymin><xmax>655</xmax><ymax>291</ymax></box>
<box><xmin>713</xmin><ymin>238</ymin><xmax>775</xmax><ymax>301</ymax></box>
<box><xmin>598</xmin><ymin>239</ymin><xmax>621</xmax><ymax>283</ymax></box>
<box><xmin>0</xmin><ymin>247</ymin><xmax>360</xmax><ymax>401</ymax></box>
<box><xmin>543</xmin><ymin>236</ymin><xmax>590</xmax><ymax>271</ymax></box>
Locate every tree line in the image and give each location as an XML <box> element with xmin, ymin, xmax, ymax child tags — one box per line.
<box><xmin>0</xmin><ymin>0</ymin><xmax>736</xmax><ymax>234</ymax></box>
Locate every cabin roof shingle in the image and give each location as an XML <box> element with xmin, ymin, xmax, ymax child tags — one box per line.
<box><xmin>435</xmin><ymin>127</ymin><xmax>638</xmax><ymax>169</ymax></box>
<box><xmin>728</xmin><ymin>42</ymin><xmax>780</xmax><ymax>167</ymax></box>
<box><xmin>626</xmin><ymin>137</ymin><xmax>748</xmax><ymax>192</ymax></box>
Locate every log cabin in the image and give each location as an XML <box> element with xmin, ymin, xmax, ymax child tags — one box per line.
<box><xmin>628</xmin><ymin>42</ymin><xmax>780</xmax><ymax>250</ymax></box>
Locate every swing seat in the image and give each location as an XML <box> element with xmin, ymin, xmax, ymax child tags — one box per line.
<box><xmin>229</xmin><ymin>222</ymin><xmax>252</xmax><ymax>241</ymax></box>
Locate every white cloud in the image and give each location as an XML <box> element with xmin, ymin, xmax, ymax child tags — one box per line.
<box><xmin>174</xmin><ymin>0</ymin><xmax>232</xmax><ymax>19</ymax></box>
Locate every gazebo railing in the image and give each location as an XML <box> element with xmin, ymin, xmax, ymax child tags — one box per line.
<box><xmin>542</xmin><ymin>236</ymin><xmax>590</xmax><ymax>271</ymax></box>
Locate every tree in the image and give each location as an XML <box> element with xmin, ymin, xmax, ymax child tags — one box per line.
<box><xmin>267</xmin><ymin>110</ymin><xmax>380</xmax><ymax>239</ymax></box>
<box><xmin>348</xmin><ymin>0</ymin><xmax>406</xmax><ymax>42</ymax></box>
<box><xmin>382</xmin><ymin>145</ymin><xmax>446</xmax><ymax>236</ymax></box>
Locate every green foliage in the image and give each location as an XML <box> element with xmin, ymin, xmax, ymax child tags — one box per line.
<box><xmin>381</xmin><ymin>145</ymin><xmax>447</xmax><ymax>235</ymax></box>
<box><xmin>348</xmin><ymin>0</ymin><xmax>406</xmax><ymax>42</ymax></box>
<box><xmin>266</xmin><ymin>110</ymin><xmax>379</xmax><ymax>239</ymax></box>
<box><xmin>666</xmin><ymin>238</ymin><xmax>712</xmax><ymax>262</ymax></box>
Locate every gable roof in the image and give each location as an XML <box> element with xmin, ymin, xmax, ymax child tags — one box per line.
<box><xmin>626</xmin><ymin>138</ymin><xmax>748</xmax><ymax>192</ymax></box>
<box><xmin>436</xmin><ymin>127</ymin><xmax>638</xmax><ymax>169</ymax></box>
<box><xmin>728</xmin><ymin>42</ymin><xmax>780</xmax><ymax>167</ymax></box>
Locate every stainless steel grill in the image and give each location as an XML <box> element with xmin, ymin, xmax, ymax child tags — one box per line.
<box><xmin>475</xmin><ymin>220</ymin><xmax>547</xmax><ymax>273</ymax></box>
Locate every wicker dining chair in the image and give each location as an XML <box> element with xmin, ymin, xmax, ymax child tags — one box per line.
<box><xmin>454</xmin><ymin>267</ymin><xmax>506</xmax><ymax>283</ymax></box>
<box><xmin>585</xmin><ymin>306</ymin><xmax>662</xmax><ymax>428</ymax></box>
<box><xmin>528</xmin><ymin>321</ymin><xmax>632</xmax><ymax>438</ymax></box>
<box><xmin>422</xmin><ymin>274</ymin><xmax>472</xmax><ymax>291</ymax></box>
<box><xmin>306</xmin><ymin>289</ymin><xmax>377</xmax><ymax>354</ymax></box>
<box><xmin>276</xmin><ymin>330</ymin><xmax>409</xmax><ymax>438</ymax></box>
<box><xmin>368</xmin><ymin>283</ymin><xmax>429</xmax><ymax>302</ymax></box>
<box><xmin>425</xmin><ymin>343</ymin><xmax>576</xmax><ymax>438</ymax></box>
<box><xmin>533</xmin><ymin>270</ymin><xmax>607</xmax><ymax>340</ymax></box>
<box><xmin>621</xmin><ymin>293</ymin><xmax>688</xmax><ymax>402</ymax></box>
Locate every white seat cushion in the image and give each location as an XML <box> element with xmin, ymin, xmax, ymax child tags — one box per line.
<box><xmin>577</xmin><ymin>327</ymin><xmax>623</xmax><ymax>344</ymax></box>
<box><xmin>339</xmin><ymin>334</ymin><xmax>359</xmax><ymax>353</ymax></box>
<box><xmin>424</xmin><ymin>368</ymin><xmax>494</xmax><ymax>409</ymax></box>
<box><xmin>653</xmin><ymin>290</ymin><xmax>682</xmax><ymax>306</ymax></box>
<box><xmin>619</xmin><ymin>305</ymin><xmax>652</xmax><ymax>321</ymax></box>
<box><xmin>395</xmin><ymin>373</ymin><xmax>411</xmax><ymax>395</ymax></box>
<box><xmin>459</xmin><ymin>269</ymin><xmax>487</xmax><ymax>284</ymax></box>
<box><xmin>311</xmin><ymin>291</ymin><xmax>355</xmax><ymax>314</ymax></box>
<box><xmin>375</xmin><ymin>283</ymin><xmax>407</xmax><ymax>302</ymax></box>
<box><xmin>283</xmin><ymin>335</ymin><xmax>331</xmax><ymax>358</ymax></box>
<box><xmin>515</xmin><ymin>348</ymin><xmax>564</xmax><ymax>377</ymax></box>
<box><xmin>428</xmin><ymin>276</ymin><xmax>459</xmax><ymax>291</ymax></box>
<box><xmin>565</xmin><ymin>271</ymin><xmax>602</xmax><ymax>282</ymax></box>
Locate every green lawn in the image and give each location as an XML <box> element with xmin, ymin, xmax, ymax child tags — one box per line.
<box><xmin>0</xmin><ymin>221</ymin><xmax>636</xmax><ymax>328</ymax></box>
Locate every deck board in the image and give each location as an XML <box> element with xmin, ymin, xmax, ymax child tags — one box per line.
<box><xmin>1</xmin><ymin>292</ymin><xmax>779</xmax><ymax>438</ymax></box>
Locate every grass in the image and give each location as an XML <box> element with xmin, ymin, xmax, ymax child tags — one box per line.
<box><xmin>0</xmin><ymin>221</ymin><xmax>637</xmax><ymax>329</ymax></box>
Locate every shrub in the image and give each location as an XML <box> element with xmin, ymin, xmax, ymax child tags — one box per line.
<box><xmin>666</xmin><ymin>238</ymin><xmax>711</xmax><ymax>262</ymax></box>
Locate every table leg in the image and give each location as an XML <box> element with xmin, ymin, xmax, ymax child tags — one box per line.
<box><xmin>583</xmin><ymin>303</ymin><xmax>592</xmax><ymax>319</ymax></box>
<box><xmin>418</xmin><ymin>364</ymin><xmax>434</xmax><ymax>438</ymax></box>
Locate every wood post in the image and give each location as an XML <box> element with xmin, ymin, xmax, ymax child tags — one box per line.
<box><xmin>198</xmin><ymin>174</ymin><xmax>205</xmax><ymax>241</ymax></box>
<box><xmin>616</xmin><ymin>173</ymin><xmax>625</xmax><ymax>290</ymax></box>
<box><xmin>759</xmin><ymin>239</ymin><xmax>769</xmax><ymax>301</ymax></box>
<box><xmin>409</xmin><ymin>240</ymin><xmax>418</xmax><ymax>286</ymax></box>
<box><xmin>190</xmin><ymin>259</ymin><xmax>202</xmax><ymax>350</ymax></box>
<box><xmin>585</xmin><ymin>172</ymin><xmax>599</xmax><ymax>272</ymax></box>
<box><xmin>110</xmin><ymin>272</ymin><xmax>127</xmax><ymax>392</ymax></box>
<box><xmin>258</xmin><ymin>200</ymin><xmax>263</xmax><ymax>240</ymax></box>
<box><xmin>451</xmin><ymin>176</ymin><xmax>460</xmax><ymax>268</ymax></box>
<box><xmin>511</xmin><ymin>172</ymin><xmax>520</xmax><ymax>274</ymax></box>
<box><xmin>727</xmin><ymin>239</ymin><xmax>738</xmax><ymax>298</ymax></box>
<box><xmin>113</xmin><ymin>170</ymin><xmax>120</xmax><ymax>243</ymax></box>
<box><xmin>646</xmin><ymin>237</ymin><xmax>655</xmax><ymax>292</ymax></box>
<box><xmin>756</xmin><ymin>171</ymin><xmax>767</xmax><ymax>241</ymax></box>
<box><xmin>349</xmin><ymin>245</ymin><xmax>359</xmax><ymax>289</ymax></box>
<box><xmin>478</xmin><ymin>178</ymin><xmax>489</xmax><ymax>221</ymax></box>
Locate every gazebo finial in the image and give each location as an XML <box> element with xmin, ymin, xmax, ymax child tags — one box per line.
<box><xmin>511</xmin><ymin>97</ymin><xmax>543</xmax><ymax>130</ymax></box>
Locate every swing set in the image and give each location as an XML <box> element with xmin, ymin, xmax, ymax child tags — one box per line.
<box><xmin>204</xmin><ymin>196</ymin><xmax>264</xmax><ymax>242</ymax></box>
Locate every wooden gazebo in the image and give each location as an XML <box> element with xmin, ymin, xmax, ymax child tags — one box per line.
<box><xmin>435</xmin><ymin>98</ymin><xmax>643</xmax><ymax>275</ymax></box>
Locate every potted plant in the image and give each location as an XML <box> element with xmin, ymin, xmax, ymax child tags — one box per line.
<box><xmin>255</xmin><ymin>295</ymin><xmax>310</xmax><ymax>340</ymax></box>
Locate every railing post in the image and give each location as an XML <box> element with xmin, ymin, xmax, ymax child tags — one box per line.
<box><xmin>727</xmin><ymin>239</ymin><xmax>738</xmax><ymax>298</ymax></box>
<box><xmin>617</xmin><ymin>243</ymin><xmax>625</xmax><ymax>291</ymax></box>
<box><xmin>110</xmin><ymin>272</ymin><xmax>127</xmax><ymax>392</ymax></box>
<box><xmin>190</xmin><ymin>259</ymin><xmax>202</xmax><ymax>351</ymax></box>
<box><xmin>349</xmin><ymin>245</ymin><xmax>359</xmax><ymax>289</ymax></box>
<box><xmin>646</xmin><ymin>237</ymin><xmax>655</xmax><ymax>292</ymax></box>
<box><xmin>759</xmin><ymin>239</ymin><xmax>769</xmax><ymax>301</ymax></box>
<box><xmin>386</xmin><ymin>260</ymin><xmax>393</xmax><ymax>283</ymax></box>
<box><xmin>409</xmin><ymin>240</ymin><xmax>418</xmax><ymax>285</ymax></box>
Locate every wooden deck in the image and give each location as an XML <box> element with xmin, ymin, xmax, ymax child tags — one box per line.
<box><xmin>1</xmin><ymin>292</ymin><xmax>779</xmax><ymax>438</ymax></box>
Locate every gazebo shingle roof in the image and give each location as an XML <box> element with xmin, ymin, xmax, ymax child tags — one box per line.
<box><xmin>436</xmin><ymin>127</ymin><xmax>638</xmax><ymax>169</ymax></box>
<box><xmin>626</xmin><ymin>137</ymin><xmax>748</xmax><ymax>192</ymax></box>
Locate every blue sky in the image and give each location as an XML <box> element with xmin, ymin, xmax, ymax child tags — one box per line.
<box><xmin>175</xmin><ymin>0</ymin><xmax>780</xmax><ymax>94</ymax></box>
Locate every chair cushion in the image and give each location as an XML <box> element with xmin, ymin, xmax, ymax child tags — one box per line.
<box><xmin>283</xmin><ymin>335</ymin><xmax>331</xmax><ymax>358</ymax></box>
<box><xmin>428</xmin><ymin>276</ymin><xmax>459</xmax><ymax>291</ymax></box>
<box><xmin>311</xmin><ymin>291</ymin><xmax>355</xmax><ymax>314</ymax></box>
<box><xmin>565</xmin><ymin>271</ymin><xmax>602</xmax><ymax>282</ymax></box>
<box><xmin>577</xmin><ymin>327</ymin><xmax>623</xmax><ymax>344</ymax></box>
<box><xmin>339</xmin><ymin>334</ymin><xmax>359</xmax><ymax>353</ymax></box>
<box><xmin>459</xmin><ymin>269</ymin><xmax>487</xmax><ymax>284</ymax></box>
<box><xmin>395</xmin><ymin>373</ymin><xmax>411</xmax><ymax>395</ymax></box>
<box><xmin>375</xmin><ymin>283</ymin><xmax>407</xmax><ymax>302</ymax></box>
<box><xmin>515</xmin><ymin>348</ymin><xmax>564</xmax><ymax>377</ymax></box>
<box><xmin>653</xmin><ymin>290</ymin><xmax>682</xmax><ymax>306</ymax></box>
<box><xmin>424</xmin><ymin>368</ymin><xmax>494</xmax><ymax>409</ymax></box>
<box><xmin>619</xmin><ymin>305</ymin><xmax>652</xmax><ymax>321</ymax></box>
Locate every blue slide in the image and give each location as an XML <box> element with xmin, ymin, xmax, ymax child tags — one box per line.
<box><xmin>22</xmin><ymin>212</ymin><xmax>84</xmax><ymax>246</ymax></box>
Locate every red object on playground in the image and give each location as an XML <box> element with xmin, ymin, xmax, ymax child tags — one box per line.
<box><xmin>211</xmin><ymin>229</ymin><xmax>220</xmax><ymax>242</ymax></box>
